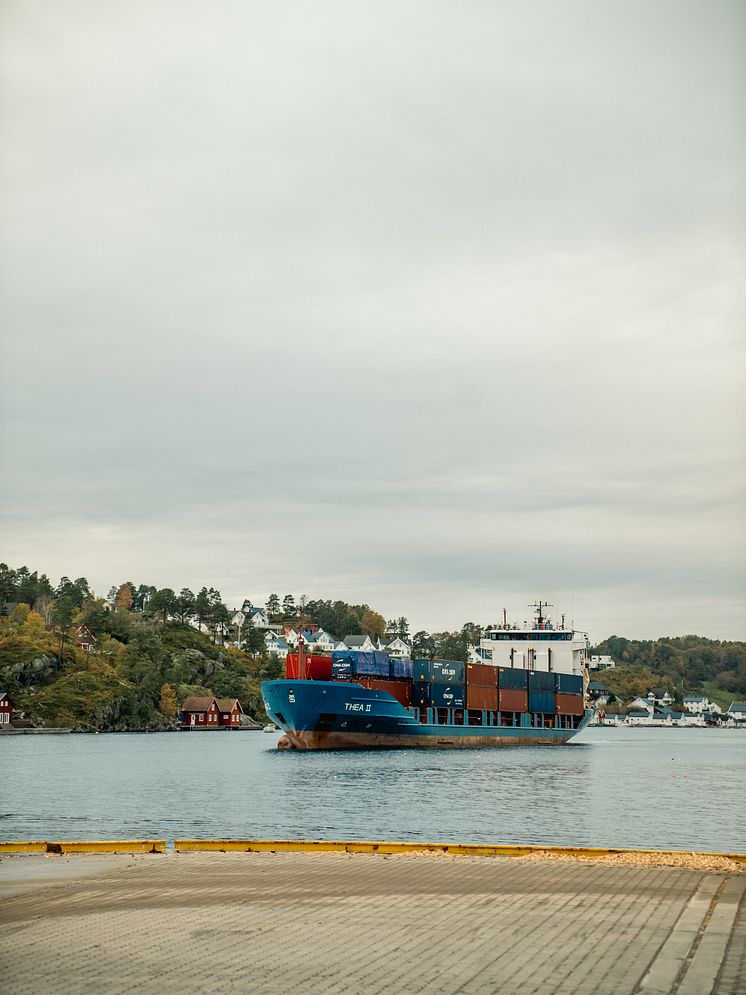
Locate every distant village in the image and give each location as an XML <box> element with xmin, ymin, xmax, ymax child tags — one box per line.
<box><xmin>587</xmin><ymin>656</ymin><xmax>746</xmax><ymax>727</ymax></box>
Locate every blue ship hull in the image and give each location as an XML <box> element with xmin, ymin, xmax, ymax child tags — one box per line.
<box><xmin>261</xmin><ymin>680</ymin><xmax>592</xmax><ymax>750</ymax></box>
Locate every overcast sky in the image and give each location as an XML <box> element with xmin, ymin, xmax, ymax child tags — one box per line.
<box><xmin>1</xmin><ymin>0</ymin><xmax>744</xmax><ymax>641</ymax></box>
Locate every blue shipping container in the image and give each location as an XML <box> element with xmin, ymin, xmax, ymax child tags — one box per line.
<box><xmin>430</xmin><ymin>660</ymin><xmax>465</xmax><ymax>685</ymax></box>
<box><xmin>347</xmin><ymin>651</ymin><xmax>390</xmax><ymax>677</ymax></box>
<box><xmin>412</xmin><ymin>681</ymin><xmax>431</xmax><ymax>706</ymax></box>
<box><xmin>391</xmin><ymin>657</ymin><xmax>413</xmax><ymax>679</ymax></box>
<box><xmin>331</xmin><ymin>657</ymin><xmax>353</xmax><ymax>678</ymax></box>
<box><xmin>498</xmin><ymin>667</ymin><xmax>528</xmax><ymax>690</ymax></box>
<box><xmin>528</xmin><ymin>690</ymin><xmax>555</xmax><ymax>713</ymax></box>
<box><xmin>528</xmin><ymin>670</ymin><xmax>555</xmax><ymax>691</ymax></box>
<box><xmin>413</xmin><ymin>659</ymin><xmax>432</xmax><ymax>682</ymax></box>
<box><xmin>556</xmin><ymin>673</ymin><xmax>583</xmax><ymax>695</ymax></box>
<box><xmin>430</xmin><ymin>684</ymin><xmax>465</xmax><ymax>708</ymax></box>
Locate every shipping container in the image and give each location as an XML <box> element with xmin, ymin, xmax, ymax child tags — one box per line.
<box><xmin>285</xmin><ymin>654</ymin><xmax>332</xmax><ymax>680</ymax></box>
<box><xmin>528</xmin><ymin>689</ymin><xmax>555</xmax><ymax>714</ymax></box>
<box><xmin>411</xmin><ymin>682</ymin><xmax>465</xmax><ymax>708</ymax></box>
<box><xmin>412</xmin><ymin>681</ymin><xmax>431</xmax><ymax>707</ymax></box>
<box><xmin>528</xmin><ymin>670</ymin><xmax>555</xmax><ymax>691</ymax></box>
<box><xmin>331</xmin><ymin>656</ymin><xmax>353</xmax><ymax>678</ymax></box>
<box><xmin>430</xmin><ymin>684</ymin><xmax>465</xmax><ymax>708</ymax></box>
<box><xmin>465</xmin><ymin>663</ymin><xmax>498</xmax><ymax>687</ymax></box>
<box><xmin>497</xmin><ymin>667</ymin><xmax>528</xmax><ymax>691</ymax></box>
<box><xmin>413</xmin><ymin>659</ymin><xmax>432</xmax><ymax>682</ymax></box>
<box><xmin>356</xmin><ymin>678</ymin><xmax>412</xmax><ymax>707</ymax></box>
<box><xmin>498</xmin><ymin>688</ymin><xmax>528</xmax><ymax>712</ymax></box>
<box><xmin>555</xmin><ymin>692</ymin><xmax>584</xmax><ymax>715</ymax></box>
<box><xmin>465</xmin><ymin>685</ymin><xmax>498</xmax><ymax>711</ymax></box>
<box><xmin>556</xmin><ymin>673</ymin><xmax>584</xmax><ymax>695</ymax></box>
<box><xmin>430</xmin><ymin>660</ymin><xmax>465</xmax><ymax>685</ymax></box>
<box><xmin>390</xmin><ymin>657</ymin><xmax>413</xmax><ymax>679</ymax></box>
<box><xmin>333</xmin><ymin>650</ymin><xmax>390</xmax><ymax>677</ymax></box>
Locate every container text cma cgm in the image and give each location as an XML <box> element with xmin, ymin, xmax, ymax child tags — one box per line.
<box><xmin>262</xmin><ymin>603</ymin><xmax>593</xmax><ymax>750</ymax></box>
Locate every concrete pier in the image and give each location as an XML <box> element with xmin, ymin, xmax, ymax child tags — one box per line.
<box><xmin>1</xmin><ymin>851</ymin><xmax>744</xmax><ymax>994</ymax></box>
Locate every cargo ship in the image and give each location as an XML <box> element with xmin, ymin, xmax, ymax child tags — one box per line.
<box><xmin>261</xmin><ymin>602</ymin><xmax>593</xmax><ymax>750</ymax></box>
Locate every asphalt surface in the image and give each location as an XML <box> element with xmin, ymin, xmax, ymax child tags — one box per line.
<box><xmin>0</xmin><ymin>851</ymin><xmax>744</xmax><ymax>994</ymax></box>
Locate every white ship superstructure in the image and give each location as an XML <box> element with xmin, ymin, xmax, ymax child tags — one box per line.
<box><xmin>478</xmin><ymin>602</ymin><xmax>590</xmax><ymax>680</ymax></box>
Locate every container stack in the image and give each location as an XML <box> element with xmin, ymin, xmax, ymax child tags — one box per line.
<box><xmin>465</xmin><ymin>663</ymin><xmax>498</xmax><ymax>711</ymax></box>
<box><xmin>497</xmin><ymin>666</ymin><xmax>528</xmax><ymax>712</ymax></box>
<box><xmin>555</xmin><ymin>673</ymin><xmax>585</xmax><ymax>715</ymax></box>
<box><xmin>412</xmin><ymin>660</ymin><xmax>465</xmax><ymax>709</ymax></box>
<box><xmin>528</xmin><ymin>670</ymin><xmax>555</xmax><ymax>714</ymax></box>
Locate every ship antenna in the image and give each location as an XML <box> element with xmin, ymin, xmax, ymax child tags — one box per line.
<box><xmin>502</xmin><ymin>608</ymin><xmax>507</xmax><ymax>627</ymax></box>
<box><xmin>529</xmin><ymin>600</ymin><xmax>553</xmax><ymax>626</ymax></box>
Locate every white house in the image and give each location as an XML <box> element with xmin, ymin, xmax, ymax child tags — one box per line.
<box><xmin>647</xmin><ymin>688</ymin><xmax>674</xmax><ymax>707</ymax></box>
<box><xmin>379</xmin><ymin>636</ymin><xmax>411</xmax><ymax>658</ymax></box>
<box><xmin>678</xmin><ymin>711</ymin><xmax>706</xmax><ymax>727</ymax></box>
<box><xmin>725</xmin><ymin>702</ymin><xmax>746</xmax><ymax>724</ymax></box>
<box><xmin>626</xmin><ymin>710</ymin><xmax>653</xmax><ymax>726</ymax></box>
<box><xmin>342</xmin><ymin>634</ymin><xmax>375</xmax><ymax>652</ymax></box>
<box><xmin>590</xmin><ymin>655</ymin><xmax>616</xmax><ymax>671</ymax></box>
<box><xmin>311</xmin><ymin>628</ymin><xmax>337</xmax><ymax>653</ymax></box>
<box><xmin>682</xmin><ymin>696</ymin><xmax>721</xmax><ymax>717</ymax></box>
<box><xmin>264</xmin><ymin>632</ymin><xmax>290</xmax><ymax>659</ymax></box>
<box><xmin>628</xmin><ymin>696</ymin><xmax>654</xmax><ymax>713</ymax></box>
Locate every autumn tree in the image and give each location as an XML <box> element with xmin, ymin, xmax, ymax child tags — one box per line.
<box><xmin>159</xmin><ymin>683</ymin><xmax>178</xmax><ymax>718</ymax></box>
<box><xmin>361</xmin><ymin>608</ymin><xmax>386</xmax><ymax>639</ymax></box>
<box><xmin>114</xmin><ymin>583</ymin><xmax>135</xmax><ymax>612</ymax></box>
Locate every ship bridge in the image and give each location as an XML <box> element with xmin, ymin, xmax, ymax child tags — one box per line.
<box><xmin>479</xmin><ymin>602</ymin><xmax>589</xmax><ymax>678</ymax></box>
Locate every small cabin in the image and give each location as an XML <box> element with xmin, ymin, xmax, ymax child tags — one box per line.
<box><xmin>76</xmin><ymin>625</ymin><xmax>97</xmax><ymax>653</ymax></box>
<box><xmin>0</xmin><ymin>692</ymin><xmax>14</xmax><ymax>726</ymax></box>
<box><xmin>179</xmin><ymin>696</ymin><xmax>244</xmax><ymax>729</ymax></box>
<box><xmin>217</xmin><ymin>698</ymin><xmax>243</xmax><ymax>728</ymax></box>
<box><xmin>180</xmin><ymin>696</ymin><xmax>221</xmax><ymax>728</ymax></box>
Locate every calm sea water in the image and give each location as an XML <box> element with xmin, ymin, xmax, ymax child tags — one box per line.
<box><xmin>2</xmin><ymin>727</ymin><xmax>744</xmax><ymax>852</ymax></box>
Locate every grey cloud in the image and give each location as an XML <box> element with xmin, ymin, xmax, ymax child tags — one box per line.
<box><xmin>1</xmin><ymin>0</ymin><xmax>744</xmax><ymax>640</ymax></box>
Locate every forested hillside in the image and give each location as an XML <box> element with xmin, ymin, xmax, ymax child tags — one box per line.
<box><xmin>1</xmin><ymin>562</ymin><xmax>743</xmax><ymax>729</ymax></box>
<box><xmin>591</xmin><ymin>634</ymin><xmax>746</xmax><ymax>699</ymax></box>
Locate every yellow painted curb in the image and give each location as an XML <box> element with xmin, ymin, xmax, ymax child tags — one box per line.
<box><xmin>0</xmin><ymin>840</ymin><xmax>166</xmax><ymax>855</ymax></box>
<box><xmin>0</xmin><ymin>841</ymin><xmax>48</xmax><ymax>854</ymax></box>
<box><xmin>46</xmin><ymin>840</ymin><xmax>167</xmax><ymax>854</ymax></box>
<box><xmin>173</xmin><ymin>839</ymin><xmax>746</xmax><ymax>863</ymax></box>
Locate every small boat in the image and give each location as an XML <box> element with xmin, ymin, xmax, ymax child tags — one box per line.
<box><xmin>262</xmin><ymin>723</ymin><xmax>279</xmax><ymax>733</ymax></box>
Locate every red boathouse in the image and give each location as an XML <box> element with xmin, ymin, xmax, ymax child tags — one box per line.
<box><xmin>0</xmin><ymin>691</ymin><xmax>14</xmax><ymax>727</ymax></box>
<box><xmin>180</xmin><ymin>696</ymin><xmax>244</xmax><ymax>729</ymax></box>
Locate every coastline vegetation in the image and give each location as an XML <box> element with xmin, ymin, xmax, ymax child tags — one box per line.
<box><xmin>0</xmin><ymin>562</ymin><xmax>743</xmax><ymax>730</ymax></box>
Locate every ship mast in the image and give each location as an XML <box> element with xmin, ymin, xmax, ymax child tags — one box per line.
<box><xmin>529</xmin><ymin>600</ymin><xmax>553</xmax><ymax>627</ymax></box>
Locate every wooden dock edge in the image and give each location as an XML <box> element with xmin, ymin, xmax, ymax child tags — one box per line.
<box><xmin>171</xmin><ymin>839</ymin><xmax>746</xmax><ymax>863</ymax></box>
<box><xmin>0</xmin><ymin>840</ymin><xmax>166</xmax><ymax>854</ymax></box>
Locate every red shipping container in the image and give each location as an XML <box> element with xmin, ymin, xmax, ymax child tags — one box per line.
<box><xmin>465</xmin><ymin>663</ymin><xmax>498</xmax><ymax>687</ymax></box>
<box><xmin>555</xmin><ymin>693</ymin><xmax>584</xmax><ymax>716</ymax></box>
<box><xmin>305</xmin><ymin>655</ymin><xmax>332</xmax><ymax>681</ymax></box>
<box><xmin>498</xmin><ymin>689</ymin><xmax>528</xmax><ymax>712</ymax></box>
<box><xmin>356</xmin><ymin>678</ymin><xmax>412</xmax><ymax>708</ymax></box>
<box><xmin>285</xmin><ymin>654</ymin><xmax>332</xmax><ymax>680</ymax></box>
<box><xmin>466</xmin><ymin>685</ymin><xmax>498</xmax><ymax>711</ymax></box>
